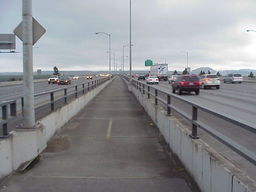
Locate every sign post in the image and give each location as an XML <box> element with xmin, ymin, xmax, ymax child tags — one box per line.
<box><xmin>13</xmin><ymin>0</ymin><xmax>46</xmax><ymax>128</ymax></box>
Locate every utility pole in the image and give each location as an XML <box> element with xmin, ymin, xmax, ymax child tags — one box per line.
<box><xmin>23</xmin><ymin>0</ymin><xmax>35</xmax><ymax>128</ymax></box>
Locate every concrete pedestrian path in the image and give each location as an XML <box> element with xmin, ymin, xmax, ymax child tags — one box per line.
<box><xmin>0</xmin><ymin>76</ymin><xmax>198</xmax><ymax>192</ymax></box>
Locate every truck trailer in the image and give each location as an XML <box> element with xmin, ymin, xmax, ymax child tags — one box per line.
<box><xmin>150</xmin><ymin>64</ymin><xmax>168</xmax><ymax>81</ymax></box>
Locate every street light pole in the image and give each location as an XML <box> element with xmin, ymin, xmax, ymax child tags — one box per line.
<box><xmin>23</xmin><ymin>0</ymin><xmax>35</xmax><ymax>128</ymax></box>
<box><xmin>109</xmin><ymin>34</ymin><xmax>111</xmax><ymax>72</ymax></box>
<box><xmin>187</xmin><ymin>52</ymin><xmax>189</xmax><ymax>69</ymax></box>
<box><xmin>122</xmin><ymin>45</ymin><xmax>125</xmax><ymax>72</ymax></box>
<box><xmin>129</xmin><ymin>0</ymin><xmax>132</xmax><ymax>80</ymax></box>
<box><xmin>95</xmin><ymin>32</ymin><xmax>111</xmax><ymax>73</ymax></box>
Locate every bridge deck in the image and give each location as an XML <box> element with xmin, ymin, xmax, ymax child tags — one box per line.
<box><xmin>0</xmin><ymin>76</ymin><xmax>199</xmax><ymax>192</ymax></box>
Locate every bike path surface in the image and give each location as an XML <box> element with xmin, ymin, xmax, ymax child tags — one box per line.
<box><xmin>0</xmin><ymin>76</ymin><xmax>198</xmax><ymax>192</ymax></box>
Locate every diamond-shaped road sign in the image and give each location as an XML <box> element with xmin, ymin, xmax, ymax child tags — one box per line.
<box><xmin>14</xmin><ymin>17</ymin><xmax>46</xmax><ymax>45</ymax></box>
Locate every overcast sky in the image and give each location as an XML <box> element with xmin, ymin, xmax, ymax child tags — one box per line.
<box><xmin>1</xmin><ymin>0</ymin><xmax>256</xmax><ymax>72</ymax></box>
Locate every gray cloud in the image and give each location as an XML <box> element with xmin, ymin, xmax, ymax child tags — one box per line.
<box><xmin>1</xmin><ymin>0</ymin><xmax>256</xmax><ymax>72</ymax></box>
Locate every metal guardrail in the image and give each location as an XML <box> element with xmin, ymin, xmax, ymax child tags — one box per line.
<box><xmin>0</xmin><ymin>77</ymin><xmax>111</xmax><ymax>138</ymax></box>
<box><xmin>123</xmin><ymin>76</ymin><xmax>256</xmax><ymax>165</ymax></box>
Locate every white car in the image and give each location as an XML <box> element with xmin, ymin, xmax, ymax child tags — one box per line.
<box><xmin>72</xmin><ymin>76</ymin><xmax>79</xmax><ymax>80</ymax></box>
<box><xmin>200</xmin><ymin>74</ymin><xmax>220</xmax><ymax>89</ymax></box>
<box><xmin>48</xmin><ymin>75</ymin><xmax>59</xmax><ymax>84</ymax></box>
<box><xmin>146</xmin><ymin>76</ymin><xmax>159</xmax><ymax>84</ymax></box>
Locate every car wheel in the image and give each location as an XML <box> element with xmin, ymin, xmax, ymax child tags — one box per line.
<box><xmin>172</xmin><ymin>88</ymin><xmax>175</xmax><ymax>93</ymax></box>
<box><xmin>223</xmin><ymin>80</ymin><xmax>226</xmax><ymax>83</ymax></box>
<box><xmin>239</xmin><ymin>82</ymin><xmax>242</xmax><ymax>84</ymax></box>
<box><xmin>216</xmin><ymin>85</ymin><xmax>220</xmax><ymax>89</ymax></box>
<box><xmin>195</xmin><ymin>89</ymin><xmax>200</xmax><ymax>95</ymax></box>
<box><xmin>178</xmin><ymin>88</ymin><xmax>182</xmax><ymax>95</ymax></box>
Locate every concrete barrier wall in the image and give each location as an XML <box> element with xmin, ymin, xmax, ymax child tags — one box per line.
<box><xmin>0</xmin><ymin>78</ymin><xmax>113</xmax><ymax>180</ymax></box>
<box><xmin>129</xmin><ymin>83</ymin><xmax>256</xmax><ymax>192</ymax></box>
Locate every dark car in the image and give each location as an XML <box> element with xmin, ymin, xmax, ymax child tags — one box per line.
<box><xmin>172</xmin><ymin>74</ymin><xmax>200</xmax><ymax>95</ymax></box>
<box><xmin>138</xmin><ymin>75</ymin><xmax>145</xmax><ymax>80</ymax></box>
<box><xmin>57</xmin><ymin>76</ymin><xmax>71</xmax><ymax>85</ymax></box>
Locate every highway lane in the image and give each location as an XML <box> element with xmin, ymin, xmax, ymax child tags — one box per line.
<box><xmin>145</xmin><ymin>80</ymin><xmax>256</xmax><ymax>179</ymax></box>
<box><xmin>0</xmin><ymin>77</ymin><xmax>104</xmax><ymax>119</ymax></box>
<box><xmin>0</xmin><ymin>78</ymin><xmax>96</xmax><ymax>102</ymax></box>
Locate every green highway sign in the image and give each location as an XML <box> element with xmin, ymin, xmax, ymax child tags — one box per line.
<box><xmin>145</xmin><ymin>59</ymin><xmax>153</xmax><ymax>66</ymax></box>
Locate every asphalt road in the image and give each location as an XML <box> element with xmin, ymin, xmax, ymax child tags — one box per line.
<box><xmin>0</xmin><ymin>77</ymin><xmax>103</xmax><ymax>118</ymax></box>
<box><xmin>147</xmin><ymin>80</ymin><xmax>256</xmax><ymax>180</ymax></box>
<box><xmin>0</xmin><ymin>78</ymin><xmax>97</xmax><ymax>102</ymax></box>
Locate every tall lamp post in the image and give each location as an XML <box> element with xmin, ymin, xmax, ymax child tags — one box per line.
<box><xmin>122</xmin><ymin>44</ymin><xmax>132</xmax><ymax>72</ymax></box>
<box><xmin>129</xmin><ymin>0</ymin><xmax>132</xmax><ymax>80</ymax></box>
<box><xmin>95</xmin><ymin>32</ymin><xmax>111</xmax><ymax>73</ymax></box>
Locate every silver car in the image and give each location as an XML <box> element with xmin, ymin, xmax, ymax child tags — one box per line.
<box><xmin>200</xmin><ymin>74</ymin><xmax>220</xmax><ymax>89</ymax></box>
<box><xmin>223</xmin><ymin>74</ymin><xmax>243</xmax><ymax>84</ymax></box>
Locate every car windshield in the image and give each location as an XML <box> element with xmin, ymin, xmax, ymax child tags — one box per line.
<box><xmin>50</xmin><ymin>75</ymin><xmax>58</xmax><ymax>78</ymax></box>
<box><xmin>149</xmin><ymin>76</ymin><xmax>157</xmax><ymax>78</ymax></box>
<box><xmin>206</xmin><ymin>75</ymin><xmax>217</xmax><ymax>78</ymax></box>
<box><xmin>234</xmin><ymin>74</ymin><xmax>242</xmax><ymax>77</ymax></box>
<box><xmin>182</xmin><ymin>76</ymin><xmax>199</xmax><ymax>81</ymax></box>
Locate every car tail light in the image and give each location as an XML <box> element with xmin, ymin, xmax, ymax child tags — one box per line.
<box><xmin>179</xmin><ymin>81</ymin><xmax>185</xmax><ymax>85</ymax></box>
<box><xmin>205</xmin><ymin>78</ymin><xmax>210</xmax><ymax>81</ymax></box>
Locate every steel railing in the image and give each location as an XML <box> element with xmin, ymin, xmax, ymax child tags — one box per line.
<box><xmin>0</xmin><ymin>77</ymin><xmax>111</xmax><ymax>138</ymax></box>
<box><xmin>123</xmin><ymin>75</ymin><xmax>256</xmax><ymax>165</ymax></box>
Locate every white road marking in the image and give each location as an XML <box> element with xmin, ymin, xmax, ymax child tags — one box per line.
<box><xmin>106</xmin><ymin>118</ymin><xmax>113</xmax><ymax>139</ymax></box>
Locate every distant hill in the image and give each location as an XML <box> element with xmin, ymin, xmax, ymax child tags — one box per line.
<box><xmin>191</xmin><ymin>67</ymin><xmax>256</xmax><ymax>76</ymax></box>
<box><xmin>191</xmin><ymin>67</ymin><xmax>216</xmax><ymax>74</ymax></box>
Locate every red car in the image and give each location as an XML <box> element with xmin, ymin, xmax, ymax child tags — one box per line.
<box><xmin>172</xmin><ymin>74</ymin><xmax>200</xmax><ymax>95</ymax></box>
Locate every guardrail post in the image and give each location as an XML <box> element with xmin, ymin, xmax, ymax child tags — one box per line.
<box><xmin>155</xmin><ymin>89</ymin><xmax>158</xmax><ymax>105</ymax></box>
<box><xmin>21</xmin><ymin>97</ymin><xmax>24</xmax><ymax>116</ymax></box>
<box><xmin>2</xmin><ymin>123</ymin><xmax>8</xmax><ymax>137</ymax></box>
<box><xmin>142</xmin><ymin>84</ymin><xmax>145</xmax><ymax>94</ymax></box>
<box><xmin>148</xmin><ymin>86</ymin><xmax>150</xmax><ymax>99</ymax></box>
<box><xmin>190</xmin><ymin>106</ymin><xmax>199</xmax><ymax>139</ymax></box>
<box><xmin>2</xmin><ymin>105</ymin><xmax>7</xmax><ymax>121</ymax></box>
<box><xmin>10</xmin><ymin>102</ymin><xmax>16</xmax><ymax>117</ymax></box>
<box><xmin>82</xmin><ymin>84</ymin><xmax>85</xmax><ymax>94</ymax></box>
<box><xmin>64</xmin><ymin>88</ymin><xmax>67</xmax><ymax>104</ymax></box>
<box><xmin>75</xmin><ymin>86</ymin><xmax>78</xmax><ymax>98</ymax></box>
<box><xmin>167</xmin><ymin>95</ymin><xmax>171</xmax><ymax>115</ymax></box>
<box><xmin>1</xmin><ymin>105</ymin><xmax>8</xmax><ymax>137</ymax></box>
<box><xmin>50</xmin><ymin>92</ymin><xmax>54</xmax><ymax>111</ymax></box>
